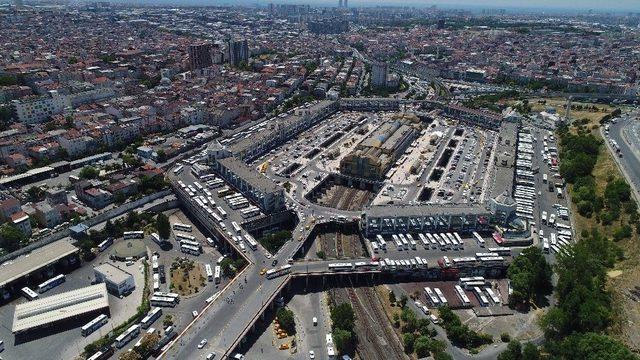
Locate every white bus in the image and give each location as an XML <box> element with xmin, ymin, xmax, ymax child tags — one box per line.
<box><xmin>231</xmin><ymin>221</ymin><xmax>242</xmax><ymax>234</ymax></box>
<box><xmin>217</xmin><ymin>255</ymin><xmax>226</xmax><ymax>265</ymax></box>
<box><xmin>454</xmin><ymin>285</ymin><xmax>471</xmax><ymax>306</ymax></box>
<box><xmin>214</xmin><ymin>265</ymin><xmax>221</xmax><ymax>284</ymax></box>
<box><xmin>371</xmin><ymin>242</ymin><xmax>379</xmax><ymax>253</ymax></box>
<box><xmin>140</xmin><ymin>308</ymin><xmax>162</xmax><ymax>329</ymax></box>
<box><xmin>472</xmin><ymin>232</ymin><xmax>485</xmax><ymax>247</ymax></box>
<box><xmin>473</xmin><ymin>287</ymin><xmax>490</xmax><ymax>307</ymax></box>
<box><xmin>244</xmin><ymin>234</ymin><xmax>258</xmax><ymax>251</ymax></box>
<box><xmin>266</xmin><ymin>264</ymin><xmax>292</xmax><ymax>279</ymax></box>
<box><xmin>205</xmin><ymin>264</ymin><xmax>214</xmax><ymax>282</ymax></box>
<box><xmin>487</xmin><ymin>247</ymin><xmax>511</xmax><ymax>256</ymax></box>
<box><xmin>175</xmin><ymin>233</ymin><xmax>196</xmax><ymax>242</ymax></box>
<box><xmin>98</xmin><ymin>238</ymin><xmax>113</xmax><ymax>252</ymax></box>
<box><xmin>115</xmin><ymin>324</ymin><xmax>140</xmax><ymax>348</ymax></box>
<box><xmin>150</xmin><ymin>296</ymin><xmax>177</xmax><ymax>308</ymax></box>
<box><xmin>172</xmin><ymin>223</ymin><xmax>192</xmax><ymax>232</ymax></box>
<box><xmin>181</xmin><ymin>244</ymin><xmax>201</xmax><ymax>255</ymax></box>
<box><xmin>550</xmin><ymin>232</ymin><xmax>557</xmax><ymax>246</ymax></box>
<box><xmin>173</xmin><ymin>165</ymin><xmax>184</xmax><ymax>175</ymax></box>
<box><xmin>391</xmin><ymin>234</ymin><xmax>403</xmax><ymax>250</ymax></box>
<box><xmin>216</xmin><ymin>206</ymin><xmax>227</xmax><ymax>218</ymax></box>
<box><xmin>123</xmin><ymin>231</ymin><xmax>144</xmax><ymax>239</ymax></box>
<box><xmin>398</xmin><ymin>234</ymin><xmax>409</xmax><ymax>250</ymax></box>
<box><xmin>424</xmin><ymin>287</ymin><xmax>440</xmax><ymax>306</ymax></box>
<box><xmin>179</xmin><ymin>239</ymin><xmax>201</xmax><ymax>249</ymax></box>
<box><xmin>453</xmin><ymin>232</ymin><xmax>464</xmax><ymax>249</ymax></box>
<box><xmin>21</xmin><ymin>287</ymin><xmax>39</xmax><ymax>300</ymax></box>
<box><xmin>37</xmin><ymin>274</ymin><xmax>66</xmax><ymax>293</ymax></box>
<box><xmin>150</xmin><ymin>232</ymin><xmax>163</xmax><ymax>244</ymax></box>
<box><xmin>81</xmin><ymin>314</ymin><xmax>109</xmax><ymax>337</ymax></box>
<box><xmin>542</xmin><ymin>239</ymin><xmax>550</xmax><ymax>253</ymax></box>
<box><xmin>406</xmin><ymin>234</ymin><xmax>417</xmax><ymax>250</ymax></box>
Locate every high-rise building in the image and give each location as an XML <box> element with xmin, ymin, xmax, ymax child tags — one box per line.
<box><xmin>188</xmin><ymin>43</ymin><xmax>213</xmax><ymax>70</ymax></box>
<box><xmin>227</xmin><ymin>39</ymin><xmax>249</xmax><ymax>66</ymax></box>
<box><xmin>344</xmin><ymin>0</ymin><xmax>348</xmax><ymax>8</ymax></box>
<box><xmin>437</xmin><ymin>18</ymin><xmax>446</xmax><ymax>29</ymax></box>
<box><xmin>371</xmin><ymin>61</ymin><xmax>389</xmax><ymax>89</ymax></box>
<box><xmin>339</xmin><ymin>0</ymin><xmax>343</xmax><ymax>7</ymax></box>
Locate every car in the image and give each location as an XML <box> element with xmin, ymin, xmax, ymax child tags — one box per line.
<box><xmin>272</xmin><ymin>259</ymin><xmax>278</xmax><ymax>266</ymax></box>
<box><xmin>309</xmin><ymin>350</ymin><xmax>315</xmax><ymax>359</ymax></box>
<box><xmin>192</xmin><ymin>310</ymin><xmax>199</xmax><ymax>318</ymax></box>
<box><xmin>312</xmin><ymin>317</ymin><xmax>318</xmax><ymax>326</ymax></box>
<box><xmin>259</xmin><ymin>268</ymin><xmax>267</xmax><ymax>276</ymax></box>
<box><xmin>206</xmin><ymin>353</ymin><xmax>216</xmax><ymax>360</ymax></box>
<box><xmin>198</xmin><ymin>339</ymin><xmax>208</xmax><ymax>349</ymax></box>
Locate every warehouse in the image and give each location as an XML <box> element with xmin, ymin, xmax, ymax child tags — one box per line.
<box><xmin>12</xmin><ymin>283</ymin><xmax>109</xmax><ymax>335</ymax></box>
<box><xmin>94</xmin><ymin>263</ymin><xmax>135</xmax><ymax>296</ymax></box>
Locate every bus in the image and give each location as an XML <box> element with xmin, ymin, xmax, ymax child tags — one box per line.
<box><xmin>231</xmin><ymin>221</ymin><xmax>242</xmax><ymax>234</ymax></box>
<box><xmin>115</xmin><ymin>324</ymin><xmax>140</xmax><ymax>348</ymax></box>
<box><xmin>473</xmin><ymin>287</ymin><xmax>490</xmax><ymax>307</ymax></box>
<box><xmin>87</xmin><ymin>348</ymin><xmax>115</xmax><ymax>360</ymax></box>
<box><xmin>216</xmin><ymin>206</ymin><xmax>227</xmax><ymax>218</ymax></box>
<box><xmin>472</xmin><ymin>232</ymin><xmax>485</xmax><ymax>247</ymax></box>
<box><xmin>550</xmin><ymin>232</ymin><xmax>557</xmax><ymax>245</ymax></box>
<box><xmin>453</xmin><ymin>232</ymin><xmax>464</xmax><ymax>249</ymax></box>
<box><xmin>205</xmin><ymin>264</ymin><xmax>214</xmax><ymax>282</ymax></box>
<box><xmin>81</xmin><ymin>314</ymin><xmax>109</xmax><ymax>336</ymax></box>
<box><xmin>150</xmin><ymin>296</ymin><xmax>177</xmax><ymax>308</ymax></box>
<box><xmin>454</xmin><ymin>285</ymin><xmax>471</xmax><ymax>306</ymax></box>
<box><xmin>244</xmin><ymin>234</ymin><xmax>258</xmax><ymax>251</ymax></box>
<box><xmin>217</xmin><ymin>255</ymin><xmax>225</xmax><ymax>265</ymax></box>
<box><xmin>179</xmin><ymin>239</ymin><xmax>201</xmax><ymax>249</ymax></box>
<box><xmin>406</xmin><ymin>234</ymin><xmax>417</xmax><ymax>250</ymax></box>
<box><xmin>542</xmin><ymin>173</ymin><xmax>548</xmax><ymax>183</ymax></box>
<box><xmin>21</xmin><ymin>287</ymin><xmax>39</xmax><ymax>300</ymax></box>
<box><xmin>175</xmin><ymin>233</ymin><xmax>196</xmax><ymax>242</ymax></box>
<box><xmin>542</xmin><ymin>239</ymin><xmax>550</xmax><ymax>253</ymax></box>
<box><xmin>214</xmin><ymin>265</ymin><xmax>221</xmax><ymax>284</ymax></box>
<box><xmin>217</xmin><ymin>187</ymin><xmax>234</xmax><ymax>197</ymax></box>
<box><xmin>172</xmin><ymin>223</ymin><xmax>192</xmax><ymax>232</ymax></box>
<box><xmin>328</xmin><ymin>263</ymin><xmax>354</xmax><ymax>271</ymax></box>
<box><xmin>424</xmin><ymin>287</ymin><xmax>440</xmax><ymax>306</ymax></box>
<box><xmin>434</xmin><ymin>288</ymin><xmax>448</xmax><ymax>305</ymax></box>
<box><xmin>141</xmin><ymin>308</ymin><xmax>162</xmax><ymax>329</ymax></box>
<box><xmin>98</xmin><ymin>238</ymin><xmax>113</xmax><ymax>252</ymax></box>
<box><xmin>37</xmin><ymin>274</ymin><xmax>66</xmax><ymax>293</ymax></box>
<box><xmin>151</xmin><ymin>232</ymin><xmax>163</xmax><ymax>244</ymax></box>
<box><xmin>266</xmin><ymin>264</ymin><xmax>292</xmax><ymax>279</ymax></box>
<box><xmin>124</xmin><ymin>231</ymin><xmax>144</xmax><ymax>239</ymax></box>
<box><xmin>391</xmin><ymin>234</ymin><xmax>402</xmax><ymax>250</ymax></box>
<box><xmin>173</xmin><ymin>165</ymin><xmax>184</xmax><ymax>175</ymax></box>
<box><xmin>486</xmin><ymin>288</ymin><xmax>501</xmax><ymax>304</ymax></box>
<box><xmin>398</xmin><ymin>234</ymin><xmax>409</xmax><ymax>250</ymax></box>
<box><xmin>181</xmin><ymin>244</ymin><xmax>201</xmax><ymax>255</ymax></box>
<box><xmin>487</xmin><ymin>247</ymin><xmax>511</xmax><ymax>256</ymax></box>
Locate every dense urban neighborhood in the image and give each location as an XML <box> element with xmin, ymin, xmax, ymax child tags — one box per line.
<box><xmin>0</xmin><ymin>1</ymin><xmax>639</xmax><ymax>360</ymax></box>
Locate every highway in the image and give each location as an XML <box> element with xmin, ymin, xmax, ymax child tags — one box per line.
<box><xmin>604</xmin><ymin>110</ymin><xmax>640</xmax><ymax>201</ymax></box>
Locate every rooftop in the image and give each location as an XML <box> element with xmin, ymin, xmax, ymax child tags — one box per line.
<box><xmin>364</xmin><ymin>203</ymin><xmax>490</xmax><ymax>218</ymax></box>
<box><xmin>94</xmin><ymin>263</ymin><xmax>133</xmax><ymax>285</ymax></box>
<box><xmin>217</xmin><ymin>156</ymin><xmax>280</xmax><ymax>194</ymax></box>
<box><xmin>0</xmin><ymin>239</ymin><xmax>79</xmax><ymax>288</ymax></box>
<box><xmin>12</xmin><ymin>283</ymin><xmax>109</xmax><ymax>333</ymax></box>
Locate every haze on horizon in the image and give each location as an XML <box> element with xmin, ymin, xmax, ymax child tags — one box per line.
<box><xmin>124</xmin><ymin>0</ymin><xmax>640</xmax><ymax>12</ymax></box>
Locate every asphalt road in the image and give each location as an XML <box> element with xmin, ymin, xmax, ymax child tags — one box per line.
<box><xmin>605</xmin><ymin>111</ymin><xmax>640</xmax><ymax>200</ymax></box>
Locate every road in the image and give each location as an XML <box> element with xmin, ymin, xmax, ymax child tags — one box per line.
<box><xmin>605</xmin><ymin>110</ymin><xmax>640</xmax><ymax>201</ymax></box>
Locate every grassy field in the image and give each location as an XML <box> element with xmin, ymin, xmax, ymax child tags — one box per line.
<box><xmin>169</xmin><ymin>258</ymin><xmax>206</xmax><ymax>296</ymax></box>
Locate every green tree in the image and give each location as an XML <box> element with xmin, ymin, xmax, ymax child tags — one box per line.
<box><xmin>414</xmin><ymin>335</ymin><xmax>431</xmax><ymax>357</ymax></box>
<box><xmin>497</xmin><ymin>340</ymin><xmax>522</xmax><ymax>360</ymax></box>
<box><xmin>155</xmin><ymin>213</ymin><xmax>171</xmax><ymax>240</ymax></box>
<box><xmin>220</xmin><ymin>257</ymin><xmax>236</xmax><ymax>277</ymax></box>
<box><xmin>399</xmin><ymin>294</ymin><xmax>408</xmax><ymax>308</ymax></box>
<box><xmin>521</xmin><ymin>343</ymin><xmax>541</xmax><ymax>360</ymax></box>
<box><xmin>79</xmin><ymin>166</ymin><xmax>99</xmax><ymax>179</ymax></box>
<box><xmin>434</xmin><ymin>352</ymin><xmax>453</xmax><ymax>360</ymax></box>
<box><xmin>403</xmin><ymin>332</ymin><xmax>415</xmax><ymax>354</ymax></box>
<box><xmin>276</xmin><ymin>307</ymin><xmax>296</xmax><ymax>334</ymax></box>
<box><xmin>333</xmin><ymin>328</ymin><xmax>354</xmax><ymax>354</ymax></box>
<box><xmin>331</xmin><ymin>303</ymin><xmax>355</xmax><ymax>331</ymax></box>
<box><xmin>156</xmin><ymin>149</ymin><xmax>167</xmax><ymax>163</ymax></box>
<box><xmin>389</xmin><ymin>290</ymin><xmax>397</xmax><ymax>304</ymax></box>
<box><xmin>0</xmin><ymin>223</ymin><xmax>26</xmax><ymax>252</ymax></box>
<box><xmin>507</xmin><ymin>247</ymin><xmax>552</xmax><ymax>306</ymax></box>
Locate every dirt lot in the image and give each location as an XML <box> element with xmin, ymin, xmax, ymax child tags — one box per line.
<box><xmin>314</xmin><ymin>230</ymin><xmax>366</xmax><ymax>259</ymax></box>
<box><xmin>169</xmin><ymin>258</ymin><xmax>206</xmax><ymax>296</ymax></box>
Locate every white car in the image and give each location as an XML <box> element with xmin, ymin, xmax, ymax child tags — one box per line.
<box><xmin>198</xmin><ymin>339</ymin><xmax>207</xmax><ymax>349</ymax></box>
<box><xmin>309</xmin><ymin>350</ymin><xmax>315</xmax><ymax>359</ymax></box>
<box><xmin>192</xmin><ymin>310</ymin><xmax>199</xmax><ymax>318</ymax></box>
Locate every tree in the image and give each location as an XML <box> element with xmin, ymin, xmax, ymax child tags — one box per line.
<box><xmin>163</xmin><ymin>314</ymin><xmax>174</xmax><ymax>327</ymax></box>
<box><xmin>521</xmin><ymin>343</ymin><xmax>541</xmax><ymax>360</ymax></box>
<box><xmin>399</xmin><ymin>294</ymin><xmax>408</xmax><ymax>308</ymax></box>
<box><xmin>0</xmin><ymin>223</ymin><xmax>26</xmax><ymax>252</ymax></box>
<box><xmin>497</xmin><ymin>340</ymin><xmax>522</xmax><ymax>360</ymax></box>
<box><xmin>276</xmin><ymin>307</ymin><xmax>296</xmax><ymax>334</ymax></box>
<box><xmin>403</xmin><ymin>332</ymin><xmax>415</xmax><ymax>354</ymax></box>
<box><xmin>26</xmin><ymin>186</ymin><xmax>45</xmax><ymax>201</ymax></box>
<box><xmin>414</xmin><ymin>336</ymin><xmax>431</xmax><ymax>358</ymax></box>
<box><xmin>331</xmin><ymin>303</ymin><xmax>355</xmax><ymax>331</ymax></box>
<box><xmin>332</xmin><ymin>328</ymin><xmax>354</xmax><ymax>354</ymax></box>
<box><xmin>550</xmin><ymin>332</ymin><xmax>636</xmax><ymax>360</ymax></box>
<box><xmin>389</xmin><ymin>290</ymin><xmax>396</xmax><ymax>304</ymax></box>
<box><xmin>119</xmin><ymin>350</ymin><xmax>142</xmax><ymax>360</ymax></box>
<box><xmin>136</xmin><ymin>333</ymin><xmax>160</xmax><ymax>356</ymax></box>
<box><xmin>220</xmin><ymin>257</ymin><xmax>236</xmax><ymax>277</ymax></box>
<box><xmin>507</xmin><ymin>247</ymin><xmax>552</xmax><ymax>306</ymax></box>
<box><xmin>155</xmin><ymin>213</ymin><xmax>170</xmax><ymax>240</ymax></box>
<box><xmin>316</xmin><ymin>250</ymin><xmax>326</xmax><ymax>259</ymax></box>
<box><xmin>156</xmin><ymin>149</ymin><xmax>167</xmax><ymax>163</ymax></box>
<box><xmin>434</xmin><ymin>352</ymin><xmax>453</xmax><ymax>360</ymax></box>
<box><xmin>79</xmin><ymin>166</ymin><xmax>99</xmax><ymax>179</ymax></box>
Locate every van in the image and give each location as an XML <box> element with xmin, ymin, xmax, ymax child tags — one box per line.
<box><xmin>312</xmin><ymin>317</ymin><xmax>318</xmax><ymax>326</ymax></box>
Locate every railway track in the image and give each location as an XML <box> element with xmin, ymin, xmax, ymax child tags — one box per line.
<box><xmin>346</xmin><ymin>287</ymin><xmax>388</xmax><ymax>360</ymax></box>
<box><xmin>341</xmin><ymin>188</ymin><xmax>357</xmax><ymax>210</ymax></box>
<box><xmin>359</xmin><ymin>286</ymin><xmax>406</xmax><ymax>360</ymax></box>
<box><xmin>336</xmin><ymin>232</ymin><xmax>344</xmax><ymax>258</ymax></box>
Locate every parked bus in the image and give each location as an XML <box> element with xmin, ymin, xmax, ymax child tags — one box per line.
<box><xmin>140</xmin><ymin>308</ymin><xmax>162</xmax><ymax>329</ymax></box>
<box><xmin>231</xmin><ymin>221</ymin><xmax>242</xmax><ymax>234</ymax></box>
<box><xmin>115</xmin><ymin>324</ymin><xmax>140</xmax><ymax>348</ymax></box>
<box><xmin>216</xmin><ymin>206</ymin><xmax>227</xmax><ymax>218</ymax></box>
<box><xmin>205</xmin><ymin>264</ymin><xmax>213</xmax><ymax>282</ymax></box>
<box><xmin>180</xmin><ymin>244</ymin><xmax>201</xmax><ymax>255</ymax></box>
<box><xmin>86</xmin><ymin>348</ymin><xmax>114</xmax><ymax>360</ymax></box>
<box><xmin>21</xmin><ymin>287</ymin><xmax>39</xmax><ymax>301</ymax></box>
<box><xmin>487</xmin><ymin>247</ymin><xmax>511</xmax><ymax>256</ymax></box>
<box><xmin>434</xmin><ymin>288</ymin><xmax>448</xmax><ymax>305</ymax></box>
<box><xmin>214</xmin><ymin>265</ymin><xmax>221</xmax><ymax>284</ymax></box>
<box><xmin>98</xmin><ymin>238</ymin><xmax>113</xmax><ymax>252</ymax></box>
<box><xmin>472</xmin><ymin>232</ymin><xmax>485</xmax><ymax>247</ymax></box>
<box><xmin>172</xmin><ymin>165</ymin><xmax>184</xmax><ymax>175</ymax></box>
<box><xmin>150</xmin><ymin>296</ymin><xmax>177</xmax><ymax>308</ymax></box>
<box><xmin>150</xmin><ymin>232</ymin><xmax>163</xmax><ymax>244</ymax></box>
<box><xmin>179</xmin><ymin>239</ymin><xmax>201</xmax><ymax>249</ymax></box>
<box><xmin>175</xmin><ymin>233</ymin><xmax>196</xmax><ymax>242</ymax></box>
<box><xmin>37</xmin><ymin>274</ymin><xmax>66</xmax><ymax>293</ymax></box>
<box><xmin>172</xmin><ymin>223</ymin><xmax>192</xmax><ymax>232</ymax></box>
<box><xmin>123</xmin><ymin>231</ymin><xmax>144</xmax><ymax>239</ymax></box>
<box><xmin>82</xmin><ymin>314</ymin><xmax>109</xmax><ymax>336</ymax></box>
<box><xmin>453</xmin><ymin>232</ymin><xmax>464</xmax><ymax>249</ymax></box>
<box><xmin>424</xmin><ymin>287</ymin><xmax>440</xmax><ymax>306</ymax></box>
